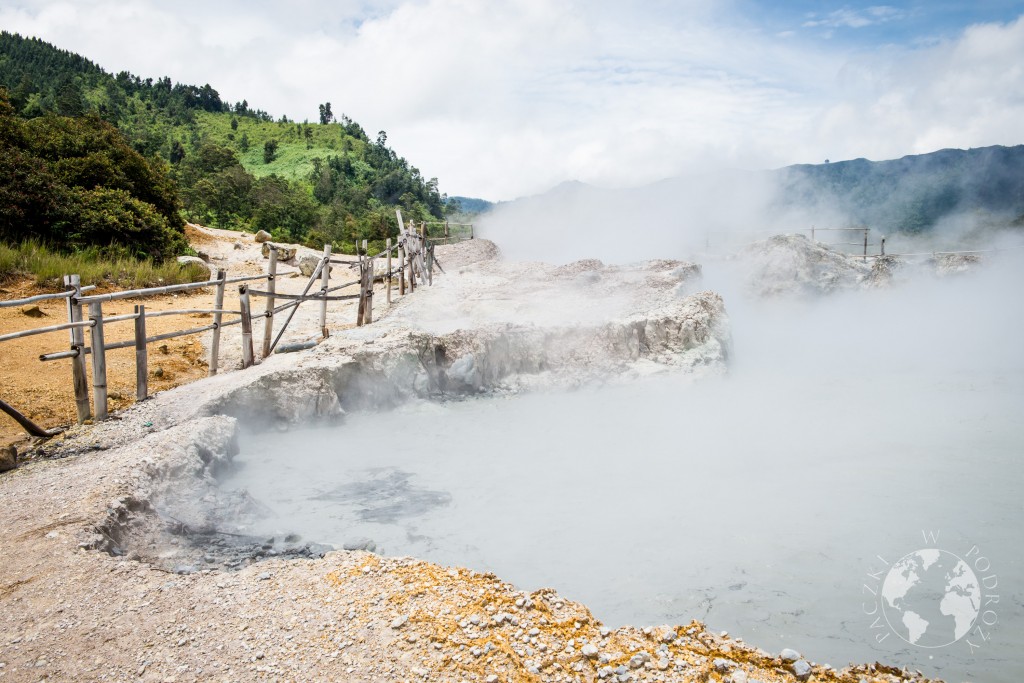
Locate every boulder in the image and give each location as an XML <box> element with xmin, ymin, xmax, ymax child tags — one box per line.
<box><xmin>254</xmin><ymin>230</ymin><xmax>272</xmax><ymax>243</ymax></box>
<box><xmin>298</xmin><ymin>254</ymin><xmax>321</xmax><ymax>277</ymax></box>
<box><xmin>21</xmin><ymin>305</ymin><xmax>45</xmax><ymax>318</ymax></box>
<box><xmin>0</xmin><ymin>446</ymin><xmax>17</xmax><ymax>473</ymax></box>
<box><xmin>176</xmin><ymin>255</ymin><xmax>213</xmax><ymax>274</ymax></box>
<box><xmin>262</xmin><ymin>243</ymin><xmax>296</xmax><ymax>262</ymax></box>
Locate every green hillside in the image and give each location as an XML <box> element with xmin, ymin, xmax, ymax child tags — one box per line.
<box><xmin>0</xmin><ymin>31</ymin><xmax>446</xmax><ymax>255</ymax></box>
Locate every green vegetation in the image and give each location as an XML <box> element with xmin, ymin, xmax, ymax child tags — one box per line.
<box><xmin>0</xmin><ymin>88</ymin><xmax>188</xmax><ymax>261</ymax></box>
<box><xmin>0</xmin><ymin>240</ymin><xmax>209</xmax><ymax>288</ymax></box>
<box><xmin>445</xmin><ymin>195</ymin><xmax>494</xmax><ymax>221</ymax></box>
<box><xmin>0</xmin><ymin>31</ymin><xmax>450</xmax><ymax>257</ymax></box>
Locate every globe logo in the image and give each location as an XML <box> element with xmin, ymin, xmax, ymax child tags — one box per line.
<box><xmin>881</xmin><ymin>548</ymin><xmax>981</xmax><ymax>647</ymax></box>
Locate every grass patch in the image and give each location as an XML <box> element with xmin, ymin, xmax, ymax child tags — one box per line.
<box><xmin>194</xmin><ymin>111</ymin><xmax>370</xmax><ymax>183</ymax></box>
<box><xmin>0</xmin><ymin>241</ymin><xmax>211</xmax><ymax>290</ymax></box>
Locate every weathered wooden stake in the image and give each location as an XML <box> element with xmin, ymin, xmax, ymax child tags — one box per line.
<box><xmin>262</xmin><ymin>247</ymin><xmax>277</xmax><ymax>358</ymax></box>
<box><xmin>811</xmin><ymin>225</ymin><xmax>815</xmax><ymax>242</ymax></box>
<box><xmin>209</xmin><ymin>269</ymin><xmax>226</xmax><ymax>376</ymax></box>
<box><xmin>88</xmin><ymin>301</ymin><xmax>108</xmax><ymax>420</ymax></box>
<box><xmin>356</xmin><ymin>247</ymin><xmax>370</xmax><ymax>327</ymax></box>
<box><xmin>386</xmin><ymin>238</ymin><xmax>392</xmax><ymax>305</ymax></box>
<box><xmin>427</xmin><ymin>243</ymin><xmax>433</xmax><ymax>286</ymax></box>
<box><xmin>365</xmin><ymin>257</ymin><xmax>374</xmax><ymax>324</ymax></box>
<box><xmin>64</xmin><ymin>274</ymin><xmax>91</xmax><ymax>423</ymax></box>
<box><xmin>239</xmin><ymin>284</ymin><xmax>254</xmax><ymax>369</ymax></box>
<box><xmin>134</xmin><ymin>304</ymin><xmax>148</xmax><ymax>401</ymax></box>
<box><xmin>320</xmin><ymin>244</ymin><xmax>332</xmax><ymax>338</ymax></box>
<box><xmin>398</xmin><ymin>243</ymin><xmax>406</xmax><ymax>295</ymax></box>
<box><xmin>881</xmin><ymin>236</ymin><xmax>886</xmax><ymax>256</ymax></box>
<box><xmin>444</xmin><ymin>220</ymin><xmax>449</xmax><ymax>244</ymax></box>
<box><xmin>863</xmin><ymin>230</ymin><xmax>868</xmax><ymax>261</ymax></box>
<box><xmin>407</xmin><ymin>233</ymin><xmax>418</xmax><ymax>292</ymax></box>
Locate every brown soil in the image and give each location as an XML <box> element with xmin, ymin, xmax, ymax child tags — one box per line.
<box><xmin>0</xmin><ymin>224</ymin><xmax>269</xmax><ymax>450</ymax></box>
<box><xmin>0</xmin><ymin>280</ymin><xmax>216</xmax><ymax>449</ymax></box>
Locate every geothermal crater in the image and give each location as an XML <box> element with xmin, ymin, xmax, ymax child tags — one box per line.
<box><xmin>0</xmin><ymin>238</ymin><xmax>955</xmax><ymax>683</ymax></box>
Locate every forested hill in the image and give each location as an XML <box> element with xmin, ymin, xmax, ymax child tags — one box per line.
<box><xmin>775</xmin><ymin>145</ymin><xmax>1024</xmax><ymax>232</ymax></box>
<box><xmin>0</xmin><ymin>31</ymin><xmax>445</xmax><ymax>253</ymax></box>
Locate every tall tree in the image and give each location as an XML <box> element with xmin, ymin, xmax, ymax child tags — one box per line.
<box><xmin>263</xmin><ymin>139</ymin><xmax>278</xmax><ymax>164</ymax></box>
<box><xmin>318</xmin><ymin>102</ymin><xmax>334</xmax><ymax>125</ymax></box>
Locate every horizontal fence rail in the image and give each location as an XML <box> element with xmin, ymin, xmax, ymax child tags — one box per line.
<box><xmin>1</xmin><ymin>223</ymin><xmax>449</xmax><ymax>436</ymax></box>
<box><xmin>0</xmin><ymin>285</ymin><xmax>97</xmax><ymax>309</ymax></box>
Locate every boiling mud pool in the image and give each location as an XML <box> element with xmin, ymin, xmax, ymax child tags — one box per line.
<box><xmin>225</xmin><ymin>261</ymin><xmax>1024</xmax><ymax>682</ymax></box>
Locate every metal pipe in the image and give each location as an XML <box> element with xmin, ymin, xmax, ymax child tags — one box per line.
<box><xmin>0</xmin><ymin>398</ymin><xmax>63</xmax><ymax>437</ymax></box>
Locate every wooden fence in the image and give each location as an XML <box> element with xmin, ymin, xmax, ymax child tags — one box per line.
<box><xmin>422</xmin><ymin>220</ymin><xmax>474</xmax><ymax>245</ymax></box>
<box><xmin>706</xmin><ymin>227</ymin><xmax>882</xmax><ymax>259</ymax></box>
<box><xmin>0</xmin><ymin>210</ymin><xmax>443</xmax><ymax>436</ymax></box>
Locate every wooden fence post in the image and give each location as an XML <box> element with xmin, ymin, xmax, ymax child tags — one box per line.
<box><xmin>863</xmin><ymin>230</ymin><xmax>868</xmax><ymax>261</ymax></box>
<box><xmin>408</xmin><ymin>235</ymin><xmax>416</xmax><ymax>294</ymax></box>
<box><xmin>209</xmin><ymin>269</ymin><xmax>226</xmax><ymax>376</ymax></box>
<box><xmin>88</xmin><ymin>301</ymin><xmax>108</xmax><ymax>420</ymax></box>
<box><xmin>386</xmin><ymin>238</ymin><xmax>392</xmax><ymax>306</ymax></box>
<box><xmin>881</xmin><ymin>236</ymin><xmax>886</xmax><ymax>256</ymax></box>
<box><xmin>356</xmin><ymin>249</ymin><xmax>369</xmax><ymax>327</ymax></box>
<box><xmin>811</xmin><ymin>225</ymin><xmax>815</xmax><ymax>242</ymax></box>
<box><xmin>444</xmin><ymin>221</ymin><xmax>449</xmax><ymax>244</ymax></box>
<box><xmin>365</xmin><ymin>257</ymin><xmax>374</xmax><ymax>324</ymax></box>
<box><xmin>398</xmin><ymin>243</ymin><xmax>406</xmax><ymax>295</ymax></box>
<box><xmin>64</xmin><ymin>274</ymin><xmax>91</xmax><ymax>423</ymax></box>
<box><xmin>427</xmin><ymin>243</ymin><xmax>434</xmax><ymax>286</ymax></box>
<box><xmin>262</xmin><ymin>247</ymin><xmax>277</xmax><ymax>358</ymax></box>
<box><xmin>239</xmin><ymin>284</ymin><xmax>254</xmax><ymax>369</ymax></box>
<box><xmin>134</xmin><ymin>304</ymin><xmax>148</xmax><ymax>401</ymax></box>
<box><xmin>320</xmin><ymin>244</ymin><xmax>332</xmax><ymax>338</ymax></box>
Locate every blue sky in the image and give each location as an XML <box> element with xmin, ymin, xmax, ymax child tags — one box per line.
<box><xmin>746</xmin><ymin>1</ymin><xmax>1023</xmax><ymax>40</ymax></box>
<box><xmin>2</xmin><ymin>1</ymin><xmax>1022</xmax><ymax>199</ymax></box>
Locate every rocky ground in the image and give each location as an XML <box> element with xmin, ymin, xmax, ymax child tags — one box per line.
<box><xmin>736</xmin><ymin>234</ymin><xmax>985</xmax><ymax>297</ymax></box>
<box><xmin>0</xmin><ymin>236</ymin><xmax>940</xmax><ymax>682</ymax></box>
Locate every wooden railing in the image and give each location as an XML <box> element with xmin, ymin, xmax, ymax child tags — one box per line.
<box><xmin>0</xmin><ymin>212</ymin><xmax>443</xmax><ymax>436</ymax></box>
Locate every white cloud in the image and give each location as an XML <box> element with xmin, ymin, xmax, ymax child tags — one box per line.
<box><xmin>808</xmin><ymin>15</ymin><xmax>1024</xmax><ymax>164</ymax></box>
<box><xmin>802</xmin><ymin>5</ymin><xmax>903</xmax><ymax>30</ymax></box>
<box><xmin>1</xmin><ymin>1</ymin><xmax>1022</xmax><ymax>199</ymax></box>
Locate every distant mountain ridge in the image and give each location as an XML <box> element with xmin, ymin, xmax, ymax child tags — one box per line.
<box><xmin>487</xmin><ymin>145</ymin><xmax>1024</xmax><ymax>234</ymax></box>
<box><xmin>776</xmin><ymin>145</ymin><xmax>1024</xmax><ymax>232</ymax></box>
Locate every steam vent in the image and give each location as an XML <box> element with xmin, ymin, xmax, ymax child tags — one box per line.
<box><xmin>2</xmin><ymin>240</ymin><xmax>942</xmax><ymax>682</ymax></box>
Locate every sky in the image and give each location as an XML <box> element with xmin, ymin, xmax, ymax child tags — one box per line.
<box><xmin>2</xmin><ymin>0</ymin><xmax>1023</xmax><ymax>200</ymax></box>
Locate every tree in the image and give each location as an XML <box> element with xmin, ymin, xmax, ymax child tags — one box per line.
<box><xmin>54</xmin><ymin>78</ymin><xmax>86</xmax><ymax>117</ymax></box>
<box><xmin>169</xmin><ymin>140</ymin><xmax>186</xmax><ymax>164</ymax></box>
<box><xmin>230</xmin><ymin>117</ymin><xmax>238</xmax><ymax>130</ymax></box>
<box><xmin>318</xmin><ymin>102</ymin><xmax>334</xmax><ymax>125</ymax></box>
<box><xmin>239</xmin><ymin>132</ymin><xmax>250</xmax><ymax>153</ymax></box>
<box><xmin>263</xmin><ymin>139</ymin><xmax>278</xmax><ymax>164</ymax></box>
<box><xmin>0</xmin><ymin>89</ymin><xmax>187</xmax><ymax>260</ymax></box>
